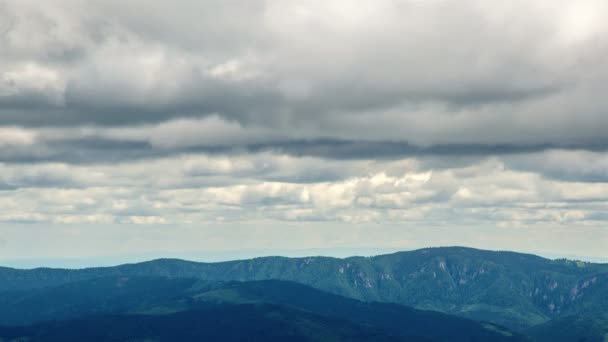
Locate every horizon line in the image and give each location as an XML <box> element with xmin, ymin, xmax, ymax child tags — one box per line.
<box><xmin>2</xmin><ymin>245</ymin><xmax>607</xmax><ymax>271</ymax></box>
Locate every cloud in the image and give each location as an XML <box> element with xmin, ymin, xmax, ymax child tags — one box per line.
<box><xmin>1</xmin><ymin>153</ymin><xmax>608</xmax><ymax>228</ymax></box>
<box><xmin>3</xmin><ymin>116</ymin><xmax>608</xmax><ymax>166</ymax></box>
<box><xmin>1</xmin><ymin>0</ymin><xmax>608</xmax><ymax>260</ymax></box>
<box><xmin>505</xmin><ymin>150</ymin><xmax>608</xmax><ymax>183</ymax></box>
<box><xmin>0</xmin><ymin>0</ymin><xmax>607</xmax><ymax>147</ymax></box>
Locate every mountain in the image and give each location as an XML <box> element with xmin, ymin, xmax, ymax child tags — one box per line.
<box><xmin>0</xmin><ymin>304</ymin><xmax>406</xmax><ymax>342</ymax></box>
<box><xmin>1</xmin><ymin>247</ymin><xmax>607</xmax><ymax>331</ymax></box>
<box><xmin>0</xmin><ymin>277</ymin><xmax>198</xmax><ymax>326</ymax></box>
<box><xmin>0</xmin><ymin>277</ymin><xmax>525</xmax><ymax>342</ymax></box>
<box><xmin>526</xmin><ymin>313</ymin><xmax>608</xmax><ymax>342</ymax></box>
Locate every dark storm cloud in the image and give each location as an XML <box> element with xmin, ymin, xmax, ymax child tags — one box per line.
<box><xmin>4</xmin><ymin>132</ymin><xmax>608</xmax><ymax>165</ymax></box>
<box><xmin>0</xmin><ymin>171</ymin><xmax>80</xmax><ymax>190</ymax></box>
<box><xmin>256</xmin><ymin>140</ymin><xmax>562</xmax><ymax>160</ymax></box>
<box><xmin>504</xmin><ymin>150</ymin><xmax>608</xmax><ymax>183</ymax></box>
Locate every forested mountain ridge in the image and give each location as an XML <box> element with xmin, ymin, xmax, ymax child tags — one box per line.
<box><xmin>1</xmin><ymin>247</ymin><xmax>607</xmax><ymax>331</ymax></box>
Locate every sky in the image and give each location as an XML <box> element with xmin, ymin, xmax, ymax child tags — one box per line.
<box><xmin>1</xmin><ymin>0</ymin><xmax>608</xmax><ymax>267</ymax></box>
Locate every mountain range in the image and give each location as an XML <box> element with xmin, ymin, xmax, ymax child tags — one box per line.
<box><xmin>0</xmin><ymin>247</ymin><xmax>607</xmax><ymax>341</ymax></box>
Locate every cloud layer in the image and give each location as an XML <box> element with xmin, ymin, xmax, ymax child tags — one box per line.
<box><xmin>1</xmin><ymin>0</ymin><xmax>608</xmax><ymax>145</ymax></box>
<box><xmin>0</xmin><ymin>0</ymin><xmax>607</xmax><ymax>259</ymax></box>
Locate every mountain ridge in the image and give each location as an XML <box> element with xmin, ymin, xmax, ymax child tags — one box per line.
<box><xmin>3</xmin><ymin>246</ymin><xmax>588</xmax><ymax>272</ymax></box>
<box><xmin>1</xmin><ymin>246</ymin><xmax>607</xmax><ymax>333</ymax></box>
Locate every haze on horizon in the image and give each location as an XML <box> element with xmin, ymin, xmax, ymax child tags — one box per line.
<box><xmin>0</xmin><ymin>0</ymin><xmax>607</xmax><ymax>266</ymax></box>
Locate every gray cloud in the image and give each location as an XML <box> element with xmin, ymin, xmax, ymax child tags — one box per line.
<box><xmin>2</xmin><ymin>127</ymin><xmax>608</xmax><ymax>165</ymax></box>
<box><xmin>0</xmin><ymin>0</ymin><xmax>606</xmax><ymax>148</ymax></box>
<box><xmin>504</xmin><ymin>150</ymin><xmax>608</xmax><ymax>183</ymax></box>
<box><xmin>1</xmin><ymin>0</ymin><xmax>608</xmax><ymax>261</ymax></box>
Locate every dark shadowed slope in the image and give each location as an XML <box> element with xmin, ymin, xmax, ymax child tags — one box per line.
<box><xmin>526</xmin><ymin>313</ymin><xmax>608</xmax><ymax>342</ymax></box>
<box><xmin>0</xmin><ymin>304</ymin><xmax>408</xmax><ymax>342</ymax></box>
<box><xmin>0</xmin><ymin>277</ymin><xmax>198</xmax><ymax>326</ymax></box>
<box><xmin>190</xmin><ymin>279</ymin><xmax>524</xmax><ymax>341</ymax></box>
<box><xmin>0</xmin><ymin>277</ymin><xmax>525</xmax><ymax>342</ymax></box>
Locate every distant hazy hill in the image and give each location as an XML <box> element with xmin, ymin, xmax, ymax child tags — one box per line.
<box><xmin>0</xmin><ymin>277</ymin><xmax>524</xmax><ymax>342</ymax></box>
<box><xmin>1</xmin><ymin>247</ymin><xmax>607</xmax><ymax>333</ymax></box>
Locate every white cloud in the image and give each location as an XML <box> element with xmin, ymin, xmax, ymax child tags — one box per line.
<box><xmin>0</xmin><ymin>152</ymin><xmax>606</xmax><ymax>228</ymax></box>
<box><xmin>0</xmin><ymin>127</ymin><xmax>36</xmax><ymax>147</ymax></box>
